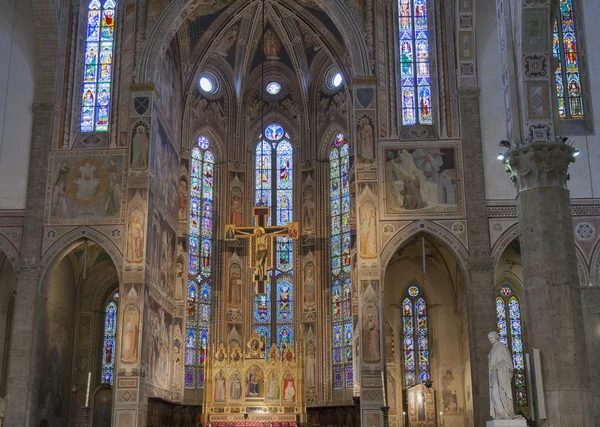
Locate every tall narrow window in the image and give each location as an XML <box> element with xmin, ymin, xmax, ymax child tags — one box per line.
<box><xmin>254</xmin><ymin>124</ymin><xmax>294</xmax><ymax>350</ymax></box>
<box><xmin>552</xmin><ymin>0</ymin><xmax>584</xmax><ymax>119</ymax></box>
<box><xmin>186</xmin><ymin>136</ymin><xmax>214</xmax><ymax>389</ymax></box>
<box><xmin>401</xmin><ymin>284</ymin><xmax>430</xmax><ymax>388</ymax></box>
<box><xmin>495</xmin><ymin>285</ymin><xmax>528</xmax><ymax>407</ymax></box>
<box><xmin>330</xmin><ymin>133</ymin><xmax>353</xmax><ymax>390</ymax></box>
<box><xmin>102</xmin><ymin>291</ymin><xmax>119</xmax><ymax>385</ymax></box>
<box><xmin>81</xmin><ymin>0</ymin><xmax>116</xmax><ymax>132</ymax></box>
<box><xmin>398</xmin><ymin>0</ymin><xmax>432</xmax><ymax>126</ymax></box>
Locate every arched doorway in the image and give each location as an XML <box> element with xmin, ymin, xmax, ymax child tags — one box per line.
<box><xmin>383</xmin><ymin>233</ymin><xmax>473</xmax><ymax>427</ymax></box>
<box><xmin>35</xmin><ymin>239</ymin><xmax>120</xmax><ymax>427</ymax></box>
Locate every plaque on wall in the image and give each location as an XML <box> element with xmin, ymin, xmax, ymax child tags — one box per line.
<box><xmin>407</xmin><ymin>383</ymin><xmax>436</xmax><ymax>427</ymax></box>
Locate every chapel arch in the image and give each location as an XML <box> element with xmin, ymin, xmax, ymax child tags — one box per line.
<box><xmin>492</xmin><ymin>236</ymin><xmax>530</xmax><ymax>418</ymax></box>
<box><xmin>383</xmin><ymin>232</ymin><xmax>473</xmax><ymax>427</ymax></box>
<box><xmin>34</xmin><ymin>238</ymin><xmax>121</xmax><ymax>427</ymax></box>
<box><xmin>0</xmin><ymin>250</ymin><xmax>17</xmax><ymax>400</ymax></box>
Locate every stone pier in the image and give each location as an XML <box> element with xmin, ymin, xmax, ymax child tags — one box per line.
<box><xmin>504</xmin><ymin>143</ymin><xmax>593</xmax><ymax>427</ymax></box>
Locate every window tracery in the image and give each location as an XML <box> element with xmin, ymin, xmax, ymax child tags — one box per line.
<box><xmin>495</xmin><ymin>285</ymin><xmax>528</xmax><ymax>407</ymax></box>
<box><xmin>401</xmin><ymin>284</ymin><xmax>430</xmax><ymax>388</ymax></box>
<box><xmin>101</xmin><ymin>291</ymin><xmax>119</xmax><ymax>385</ymax></box>
<box><xmin>329</xmin><ymin>133</ymin><xmax>353</xmax><ymax>390</ymax></box>
<box><xmin>186</xmin><ymin>136</ymin><xmax>214</xmax><ymax>389</ymax></box>
<box><xmin>81</xmin><ymin>0</ymin><xmax>116</xmax><ymax>133</ymax></box>
<box><xmin>254</xmin><ymin>124</ymin><xmax>295</xmax><ymax>351</ymax></box>
<box><xmin>398</xmin><ymin>0</ymin><xmax>432</xmax><ymax>126</ymax></box>
<box><xmin>552</xmin><ymin>0</ymin><xmax>584</xmax><ymax>120</ymax></box>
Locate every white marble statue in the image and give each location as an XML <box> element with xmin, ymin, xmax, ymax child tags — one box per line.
<box><xmin>488</xmin><ymin>331</ymin><xmax>522</xmax><ymax>420</ymax></box>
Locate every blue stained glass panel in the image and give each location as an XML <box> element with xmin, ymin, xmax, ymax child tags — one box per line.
<box><xmin>345</xmin><ymin>365</ymin><xmax>354</xmax><ymax>388</ymax></box>
<box><xmin>80</xmin><ymin>0</ymin><xmax>116</xmax><ymax>132</ymax></box>
<box><xmin>101</xmin><ymin>299</ymin><xmax>118</xmax><ymax>385</ymax></box>
<box><xmin>333</xmin><ymin>324</ymin><xmax>342</xmax><ymax>347</ymax></box>
<box><xmin>333</xmin><ymin>348</ymin><xmax>342</xmax><ymax>365</ymax></box>
<box><xmin>265</xmin><ymin>124</ymin><xmax>284</xmax><ymax>141</ymax></box>
<box><xmin>399</xmin><ymin>0</ymin><xmax>431</xmax><ymax>125</ymax></box>
<box><xmin>334</xmin><ymin>366</ymin><xmax>343</xmax><ymax>389</ymax></box>
<box><xmin>277</xmin><ymin>326</ymin><xmax>293</xmax><ymax>347</ymax></box>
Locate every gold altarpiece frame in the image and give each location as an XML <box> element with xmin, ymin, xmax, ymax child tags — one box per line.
<box><xmin>203</xmin><ymin>332</ymin><xmax>307</xmax><ymax>425</ymax></box>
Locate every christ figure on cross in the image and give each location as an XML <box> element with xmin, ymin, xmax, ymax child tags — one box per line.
<box><xmin>224</xmin><ymin>206</ymin><xmax>299</xmax><ymax>294</ymax></box>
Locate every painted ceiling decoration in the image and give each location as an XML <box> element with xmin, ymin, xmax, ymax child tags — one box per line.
<box><xmin>177</xmin><ymin>0</ymin><xmax>350</xmax><ymax>97</ymax></box>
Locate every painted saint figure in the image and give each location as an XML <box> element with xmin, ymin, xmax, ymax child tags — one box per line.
<box><xmin>364</xmin><ymin>313</ymin><xmax>380</xmax><ymax>362</ymax></box>
<box><xmin>121</xmin><ymin>309</ymin><xmax>139</xmax><ymax>363</ymax></box>
<box><xmin>230</xmin><ymin>192</ymin><xmax>243</xmax><ymax>227</ymax></box>
<box><xmin>127</xmin><ymin>214</ymin><xmax>144</xmax><ymax>262</ymax></box>
<box><xmin>52</xmin><ymin>161</ymin><xmax>71</xmax><ymax>217</ymax></box>
<box><xmin>214</xmin><ymin>371</ymin><xmax>226</xmax><ymax>402</ymax></box>
<box><xmin>359</xmin><ymin>118</ymin><xmax>374</xmax><ymax>160</ymax></box>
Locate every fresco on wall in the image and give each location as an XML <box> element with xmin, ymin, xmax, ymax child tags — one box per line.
<box><xmin>148</xmin><ymin>208</ymin><xmax>176</xmax><ymax>298</ymax></box>
<box><xmin>121</xmin><ymin>305</ymin><xmax>140</xmax><ymax>365</ymax></box>
<box><xmin>38</xmin><ymin>321</ymin><xmax>69</xmax><ymax>423</ymax></box>
<box><xmin>147</xmin><ymin>297</ymin><xmax>172</xmax><ymax>389</ymax></box>
<box><xmin>150</xmin><ymin>116</ymin><xmax>179</xmax><ymax>220</ymax></box>
<box><xmin>46</xmin><ymin>152</ymin><xmax>126</xmax><ymax>224</ymax></box>
<box><xmin>359</xmin><ymin>202</ymin><xmax>377</xmax><ymax>258</ymax></box>
<box><xmin>442</xmin><ymin>368</ymin><xmax>459</xmax><ymax>415</ymax></box>
<box><xmin>155</xmin><ymin>37</ymin><xmax>182</xmax><ymax>143</ymax></box>
<box><xmin>363</xmin><ymin>308</ymin><xmax>381</xmax><ymax>362</ymax></box>
<box><xmin>187</xmin><ymin>0</ymin><xmax>235</xmax><ymax>49</ymax></box>
<box><xmin>385</xmin><ymin>148</ymin><xmax>459</xmax><ymax>214</ymax></box>
<box><xmin>130</xmin><ymin>121</ymin><xmax>150</xmax><ymax>171</ymax></box>
<box><xmin>171</xmin><ymin>319</ymin><xmax>183</xmax><ymax>387</ymax></box>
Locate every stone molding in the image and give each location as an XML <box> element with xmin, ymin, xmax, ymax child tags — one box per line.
<box><xmin>503</xmin><ymin>143</ymin><xmax>575</xmax><ymax>192</ymax></box>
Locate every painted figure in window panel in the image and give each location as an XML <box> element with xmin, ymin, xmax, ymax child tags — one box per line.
<box><xmin>253</xmin><ymin>125</ymin><xmax>295</xmax><ymax>350</ymax></box>
<box><xmin>186</xmin><ymin>137</ymin><xmax>214</xmax><ymax>389</ymax></box>
<box><xmin>329</xmin><ymin>134</ymin><xmax>353</xmax><ymax>390</ymax></box>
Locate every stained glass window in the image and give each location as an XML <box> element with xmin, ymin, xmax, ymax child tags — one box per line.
<box><xmin>398</xmin><ymin>0</ymin><xmax>432</xmax><ymax>125</ymax></box>
<box><xmin>495</xmin><ymin>286</ymin><xmax>528</xmax><ymax>407</ymax></box>
<box><xmin>187</xmin><ymin>136</ymin><xmax>214</xmax><ymax>389</ymax></box>
<box><xmin>402</xmin><ymin>284</ymin><xmax>430</xmax><ymax>388</ymax></box>
<box><xmin>330</xmin><ymin>134</ymin><xmax>353</xmax><ymax>390</ymax></box>
<box><xmin>81</xmin><ymin>0</ymin><xmax>116</xmax><ymax>132</ymax></box>
<box><xmin>552</xmin><ymin>0</ymin><xmax>584</xmax><ymax>119</ymax></box>
<box><xmin>101</xmin><ymin>292</ymin><xmax>119</xmax><ymax>385</ymax></box>
<box><xmin>254</xmin><ymin>125</ymin><xmax>294</xmax><ymax>351</ymax></box>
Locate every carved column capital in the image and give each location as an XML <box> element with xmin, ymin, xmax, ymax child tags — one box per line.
<box><xmin>503</xmin><ymin>143</ymin><xmax>576</xmax><ymax>192</ymax></box>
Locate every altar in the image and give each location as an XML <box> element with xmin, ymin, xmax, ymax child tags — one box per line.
<box><xmin>203</xmin><ymin>333</ymin><xmax>306</xmax><ymax>426</ymax></box>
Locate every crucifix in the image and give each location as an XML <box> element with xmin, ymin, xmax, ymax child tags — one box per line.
<box><xmin>224</xmin><ymin>206</ymin><xmax>299</xmax><ymax>295</ymax></box>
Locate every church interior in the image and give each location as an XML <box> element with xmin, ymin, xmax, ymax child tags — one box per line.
<box><xmin>1</xmin><ymin>0</ymin><xmax>600</xmax><ymax>426</ymax></box>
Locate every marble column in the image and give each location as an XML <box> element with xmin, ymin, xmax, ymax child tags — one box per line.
<box><xmin>504</xmin><ymin>143</ymin><xmax>593</xmax><ymax>427</ymax></box>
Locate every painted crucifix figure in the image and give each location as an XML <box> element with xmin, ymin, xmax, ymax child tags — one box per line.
<box><xmin>224</xmin><ymin>206</ymin><xmax>298</xmax><ymax>295</ymax></box>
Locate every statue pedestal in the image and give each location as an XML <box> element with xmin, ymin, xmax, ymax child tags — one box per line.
<box><xmin>486</xmin><ymin>419</ymin><xmax>528</xmax><ymax>427</ymax></box>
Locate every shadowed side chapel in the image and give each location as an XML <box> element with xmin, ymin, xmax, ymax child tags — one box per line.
<box><xmin>1</xmin><ymin>0</ymin><xmax>600</xmax><ymax>426</ymax></box>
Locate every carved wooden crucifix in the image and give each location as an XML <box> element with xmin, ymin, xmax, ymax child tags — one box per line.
<box><xmin>224</xmin><ymin>206</ymin><xmax>299</xmax><ymax>295</ymax></box>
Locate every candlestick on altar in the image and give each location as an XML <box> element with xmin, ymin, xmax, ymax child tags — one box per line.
<box><xmin>85</xmin><ymin>372</ymin><xmax>91</xmax><ymax>407</ymax></box>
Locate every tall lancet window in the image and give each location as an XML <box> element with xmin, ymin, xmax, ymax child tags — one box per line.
<box><xmin>495</xmin><ymin>285</ymin><xmax>528</xmax><ymax>406</ymax></box>
<box><xmin>401</xmin><ymin>284</ymin><xmax>430</xmax><ymax>387</ymax></box>
<box><xmin>186</xmin><ymin>136</ymin><xmax>214</xmax><ymax>389</ymax></box>
<box><xmin>254</xmin><ymin>124</ymin><xmax>295</xmax><ymax>350</ymax></box>
<box><xmin>81</xmin><ymin>0</ymin><xmax>117</xmax><ymax>132</ymax></box>
<box><xmin>398</xmin><ymin>0</ymin><xmax>432</xmax><ymax>125</ymax></box>
<box><xmin>552</xmin><ymin>0</ymin><xmax>584</xmax><ymax>119</ymax></box>
<box><xmin>329</xmin><ymin>133</ymin><xmax>353</xmax><ymax>390</ymax></box>
<box><xmin>101</xmin><ymin>291</ymin><xmax>119</xmax><ymax>385</ymax></box>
